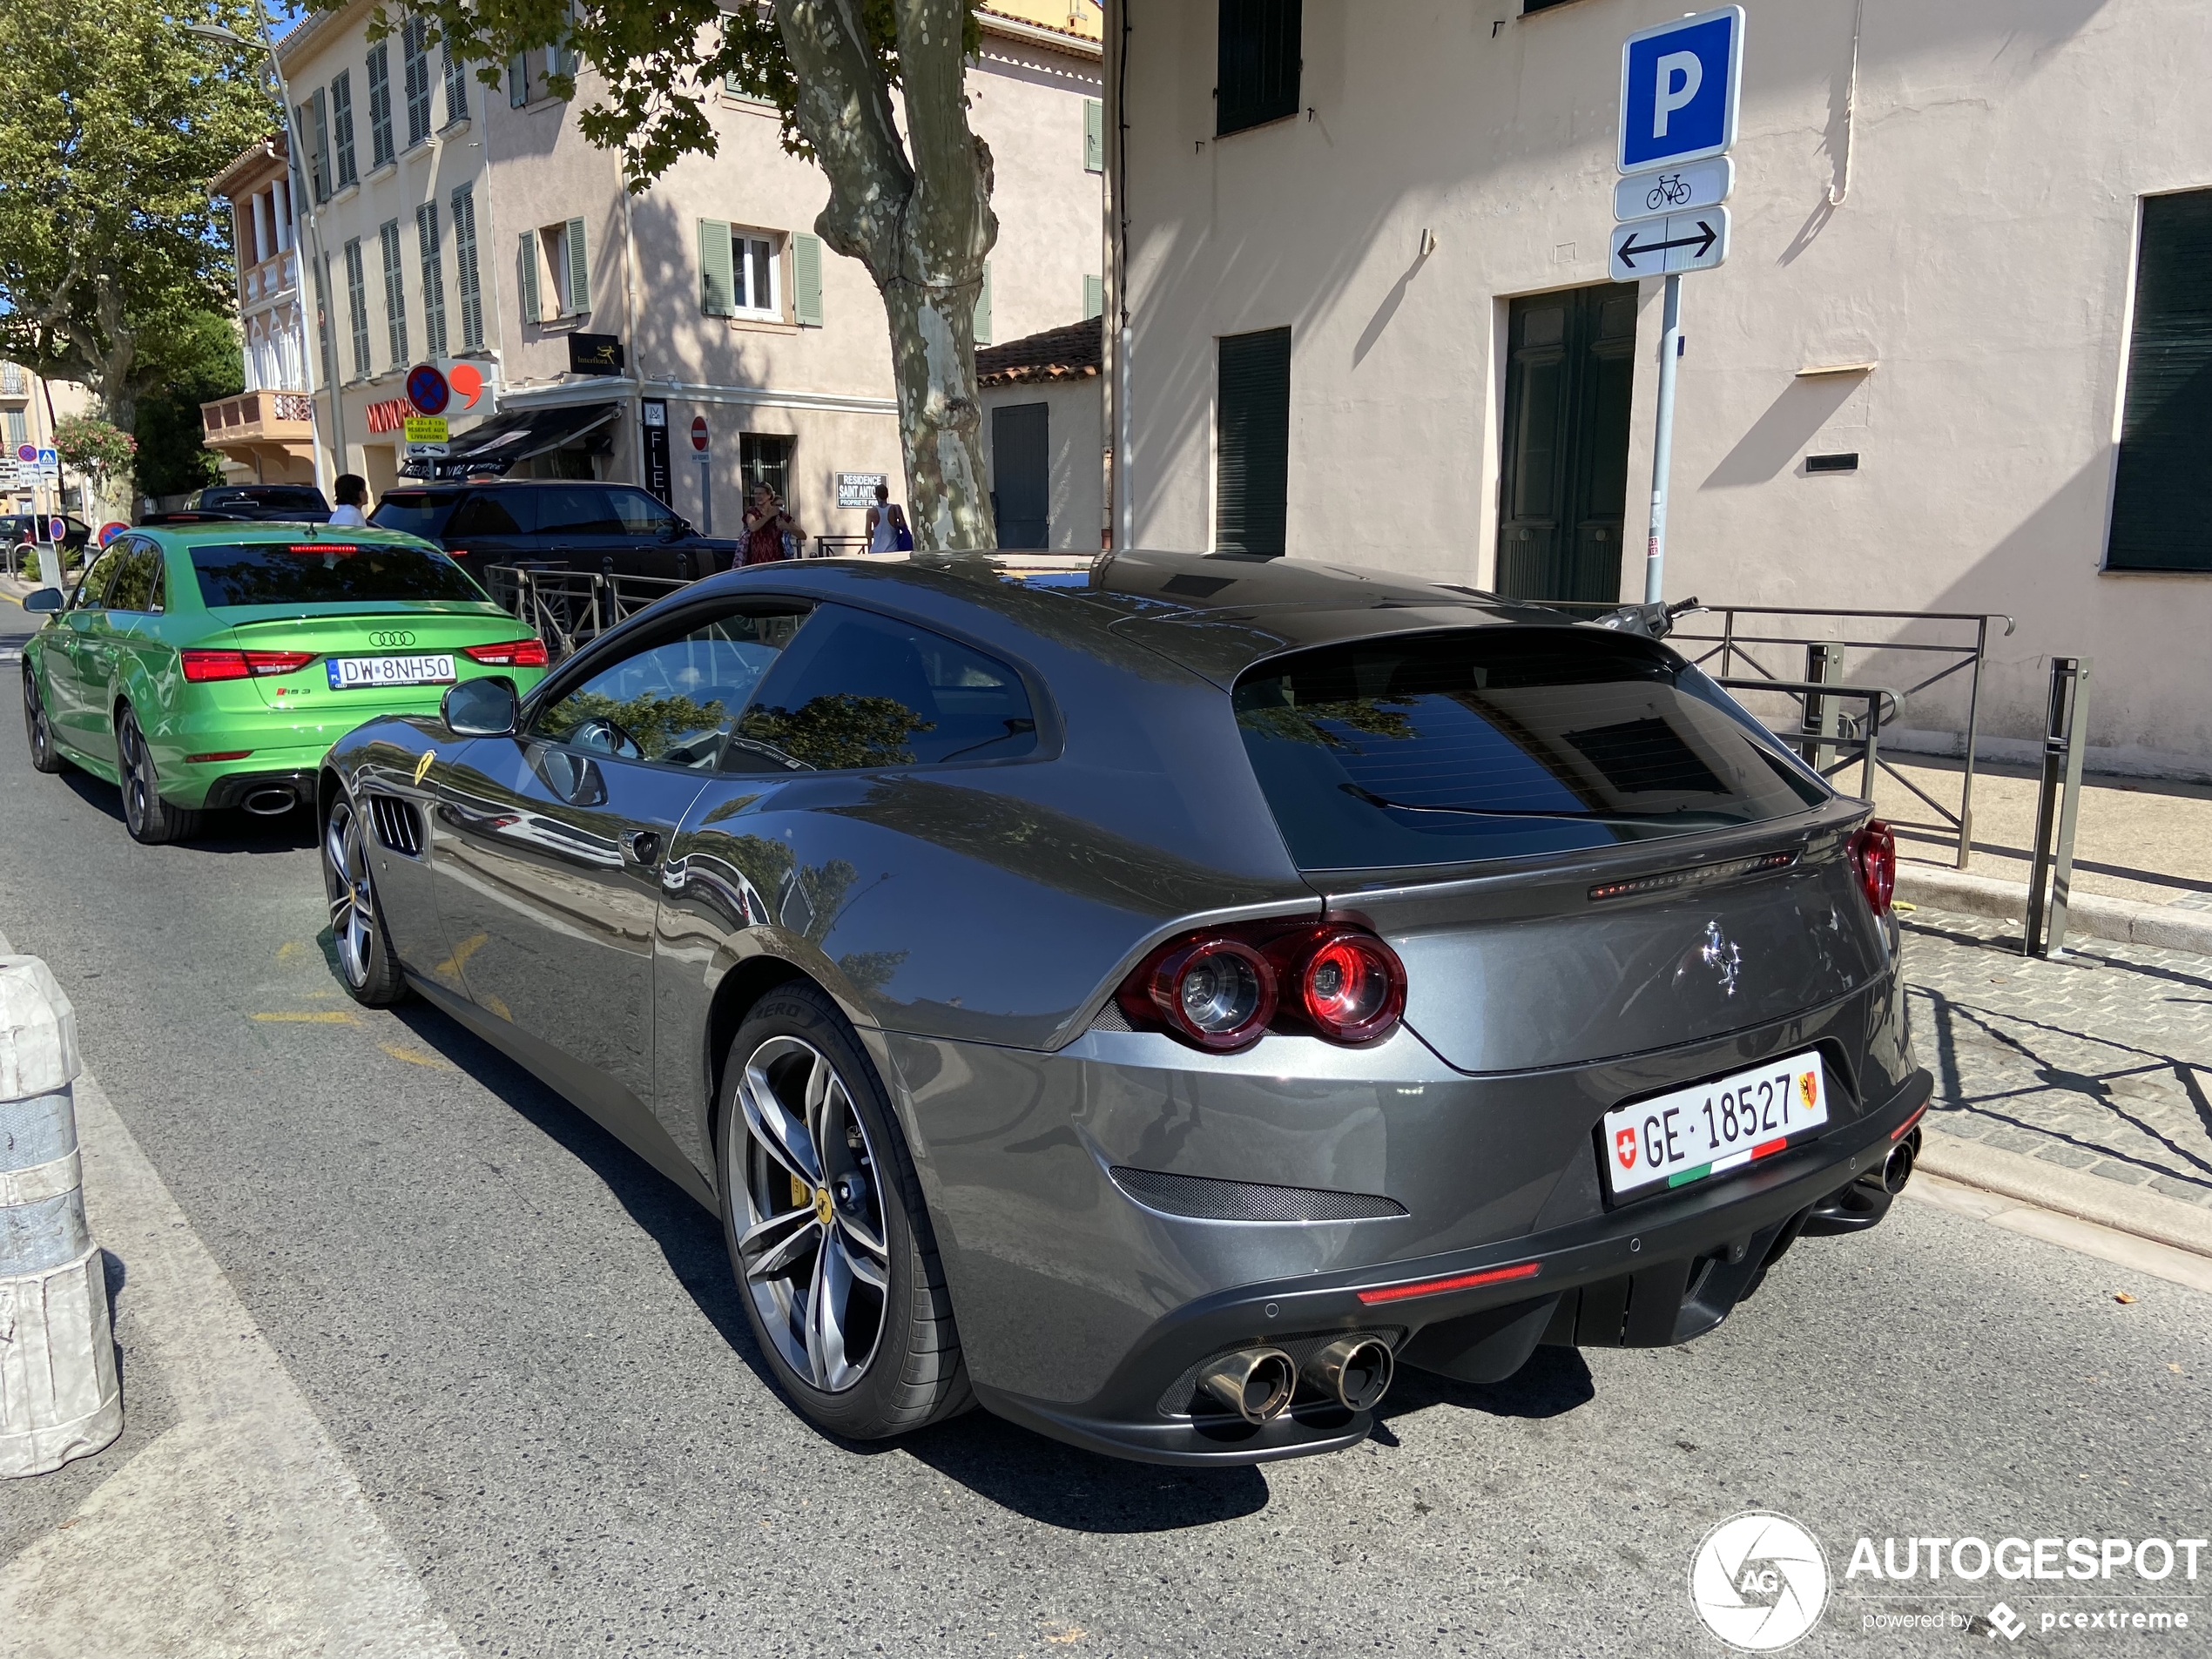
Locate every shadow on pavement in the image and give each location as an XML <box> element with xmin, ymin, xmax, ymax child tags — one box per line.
<box><xmin>1375</xmin><ymin>1345</ymin><xmax>1597</xmax><ymax>1437</ymax></box>
<box><xmin>53</xmin><ymin>767</ymin><xmax>317</xmax><ymax>855</ymax></box>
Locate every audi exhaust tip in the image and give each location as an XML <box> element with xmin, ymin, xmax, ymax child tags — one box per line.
<box><xmin>1305</xmin><ymin>1337</ymin><xmax>1394</xmax><ymax>1413</ymax></box>
<box><xmin>1197</xmin><ymin>1348</ymin><xmax>1297</xmax><ymax>1425</ymax></box>
<box><xmin>243</xmin><ymin>787</ymin><xmax>298</xmax><ymax>817</ymax></box>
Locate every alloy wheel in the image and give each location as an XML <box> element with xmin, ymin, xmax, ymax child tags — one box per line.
<box><xmin>325</xmin><ymin>799</ymin><xmax>377</xmax><ymax>988</ymax></box>
<box><xmin>121</xmin><ymin>718</ymin><xmax>152</xmax><ymax>838</ymax></box>
<box><xmin>732</xmin><ymin>1035</ymin><xmax>893</xmax><ymax>1393</ymax></box>
<box><xmin>24</xmin><ymin>673</ymin><xmax>51</xmax><ymax>765</ymax></box>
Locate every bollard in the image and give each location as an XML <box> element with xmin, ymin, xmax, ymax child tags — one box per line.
<box><xmin>0</xmin><ymin>955</ymin><xmax>123</xmax><ymax>1477</ymax></box>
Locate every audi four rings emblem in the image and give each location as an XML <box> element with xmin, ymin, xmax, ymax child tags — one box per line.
<box><xmin>368</xmin><ymin>631</ymin><xmax>416</xmax><ymax>648</ymax></box>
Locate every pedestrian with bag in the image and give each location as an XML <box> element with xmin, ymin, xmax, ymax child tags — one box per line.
<box><xmin>866</xmin><ymin>482</ymin><xmax>914</xmax><ymax>554</ymax></box>
<box><xmin>743</xmin><ymin>482</ymin><xmax>801</xmax><ymax>565</ymax></box>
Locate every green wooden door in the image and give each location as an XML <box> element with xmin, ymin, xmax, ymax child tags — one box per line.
<box><xmin>1495</xmin><ymin>283</ymin><xmax>1638</xmax><ymax>603</ymax></box>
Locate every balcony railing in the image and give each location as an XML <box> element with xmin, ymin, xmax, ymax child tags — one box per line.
<box><xmin>200</xmin><ymin>390</ymin><xmax>314</xmax><ymax>447</ymax></box>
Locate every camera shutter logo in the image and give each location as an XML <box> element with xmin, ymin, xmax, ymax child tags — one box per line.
<box><xmin>369</xmin><ymin>631</ymin><xmax>416</xmax><ymax>649</ymax></box>
<box><xmin>1689</xmin><ymin>1512</ymin><xmax>1830</xmax><ymax>1650</ymax></box>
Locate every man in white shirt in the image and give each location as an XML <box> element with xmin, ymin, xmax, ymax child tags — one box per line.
<box><xmin>327</xmin><ymin>474</ymin><xmax>369</xmax><ymax>528</ymax></box>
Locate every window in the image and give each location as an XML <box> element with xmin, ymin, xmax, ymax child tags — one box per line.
<box><xmin>534</xmin><ymin>610</ymin><xmax>812</xmax><ymax>771</ymax></box>
<box><xmin>1232</xmin><ymin>630</ymin><xmax>1824</xmax><ymax>873</ymax></box>
<box><xmin>442</xmin><ymin>43</ymin><xmax>468</xmax><ymax>125</ymax></box>
<box><xmin>73</xmin><ymin>545</ymin><xmax>127</xmax><ymax>610</ymax></box>
<box><xmin>300</xmin><ymin>90</ymin><xmax>332</xmax><ymax>203</ymax></box>
<box><xmin>190</xmin><ymin>542</ymin><xmax>484</xmax><ymax>608</ymax></box>
<box><xmin>534</xmin><ymin>485</ymin><xmax>622</xmax><ymax>536</ymax></box>
<box><xmin>312</xmin><ymin>259</ymin><xmax>337</xmax><ymax>388</ymax></box>
<box><xmin>1082</xmin><ymin>274</ymin><xmax>1103</xmax><ymax>320</ymax></box>
<box><xmin>730</xmin><ymin>604</ymin><xmax>1040</xmax><ymax>772</ymax></box>
<box><xmin>343</xmin><ymin>238</ymin><xmax>371</xmax><ymax>379</ymax></box>
<box><xmin>738</xmin><ymin>433</ymin><xmax>793</xmax><ymax>504</ymax></box>
<box><xmin>379</xmin><ymin>219</ymin><xmax>408</xmax><ymax>367</ymax></box>
<box><xmin>5</xmin><ymin>410</ymin><xmax>26</xmax><ymax>447</ymax></box>
<box><xmin>520</xmin><ymin>218</ymin><xmax>589</xmax><ymax>321</ymax></box>
<box><xmin>1217</xmin><ymin>0</ymin><xmax>1300</xmax><ymax>136</ymax></box>
<box><xmin>331</xmin><ymin>71</ymin><xmax>356</xmax><ymax>188</ymax></box>
<box><xmin>2</xmin><ymin>363</ymin><xmax>24</xmax><ymax>395</ymax></box>
<box><xmin>442</xmin><ymin>491</ymin><xmax>530</xmax><ymax>536</ymax></box>
<box><xmin>973</xmin><ymin>260</ymin><xmax>992</xmax><ymax>344</ymax></box>
<box><xmin>2108</xmin><ymin>188</ymin><xmax>2212</xmax><ymax>573</ymax></box>
<box><xmin>401</xmin><ymin>17</ymin><xmax>434</xmax><ymax>147</ymax></box>
<box><xmin>610</xmin><ymin>488</ymin><xmax>680</xmax><ymax>537</ymax></box>
<box><xmin>733</xmin><ymin>231</ymin><xmax>779</xmax><ymax>319</ymax></box>
<box><xmin>106</xmin><ymin>543</ymin><xmax>165</xmax><ymax>614</ymax></box>
<box><xmin>417</xmin><ymin>202</ymin><xmax>448</xmax><ymax>358</ymax></box>
<box><xmin>1216</xmin><ymin>327</ymin><xmax>1290</xmax><ymax>554</ymax></box>
<box><xmin>451</xmin><ymin>185</ymin><xmax>484</xmax><ymax>351</ymax></box>
<box><xmin>699</xmin><ymin>221</ymin><xmax>818</xmax><ymax>325</ymax></box>
<box><xmin>1083</xmin><ymin>97</ymin><xmax>1104</xmax><ymax>172</ymax></box>
<box><xmin>367</xmin><ymin>43</ymin><xmax>395</xmax><ymax>168</ymax></box>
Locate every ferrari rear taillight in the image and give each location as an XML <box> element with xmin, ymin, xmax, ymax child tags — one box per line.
<box><xmin>180</xmin><ymin>649</ymin><xmax>315</xmax><ymax>682</ymax></box>
<box><xmin>1116</xmin><ymin>921</ymin><xmax>1407</xmax><ymax>1053</ymax></box>
<box><xmin>463</xmin><ymin>637</ymin><xmax>549</xmax><ymax>667</ymax></box>
<box><xmin>1849</xmin><ymin>819</ymin><xmax>1897</xmax><ymax>916</ymax></box>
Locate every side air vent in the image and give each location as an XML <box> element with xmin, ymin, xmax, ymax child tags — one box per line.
<box><xmin>1109</xmin><ymin>1166</ymin><xmax>1408</xmax><ymax>1224</ymax></box>
<box><xmin>367</xmin><ymin>793</ymin><xmax>426</xmax><ymax>859</ymax></box>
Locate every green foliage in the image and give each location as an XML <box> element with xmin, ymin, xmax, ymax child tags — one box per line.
<box><xmin>1235</xmin><ymin>697</ymin><xmax>1421</xmax><ymax>751</ymax></box>
<box><xmin>0</xmin><ymin>0</ymin><xmax>272</xmax><ymax>427</ymax></box>
<box><xmin>53</xmin><ymin>414</ymin><xmax>136</xmax><ymax>480</ymax></box>
<box><xmin>738</xmin><ymin>693</ymin><xmax>935</xmax><ymax>771</ymax></box>
<box><xmin>539</xmin><ymin>691</ymin><xmax>728</xmax><ymax>762</ymax></box>
<box><xmin>132</xmin><ymin>308</ymin><xmax>245</xmax><ymax>499</ymax></box>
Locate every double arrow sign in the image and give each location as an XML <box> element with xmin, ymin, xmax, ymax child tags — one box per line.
<box><xmin>1613</xmin><ymin>218</ymin><xmax>1722</xmax><ymax>270</ymax></box>
<box><xmin>1608</xmin><ymin>207</ymin><xmax>1730</xmax><ymax>281</ymax></box>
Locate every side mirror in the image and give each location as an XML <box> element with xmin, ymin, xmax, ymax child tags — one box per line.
<box><xmin>442</xmin><ymin>677</ymin><xmax>520</xmax><ymax>738</ymax></box>
<box><xmin>23</xmin><ymin>589</ymin><xmax>63</xmax><ymax>613</ymax></box>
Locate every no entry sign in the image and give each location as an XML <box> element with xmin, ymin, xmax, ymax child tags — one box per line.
<box><xmin>691</xmin><ymin>416</ymin><xmax>710</xmax><ymax>453</ymax></box>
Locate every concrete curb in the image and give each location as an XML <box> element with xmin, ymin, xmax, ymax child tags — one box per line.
<box><xmin>1896</xmin><ymin>864</ymin><xmax>2212</xmax><ymax>957</ymax></box>
<box><xmin>1916</xmin><ymin>1126</ymin><xmax>2212</xmax><ymax>1261</ymax></box>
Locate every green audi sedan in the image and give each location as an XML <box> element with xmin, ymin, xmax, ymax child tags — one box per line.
<box><xmin>20</xmin><ymin>522</ymin><xmax>547</xmax><ymax>843</ymax></box>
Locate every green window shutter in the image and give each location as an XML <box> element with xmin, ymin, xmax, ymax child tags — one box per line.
<box><xmin>1216</xmin><ymin>327</ymin><xmax>1291</xmax><ymax>555</ymax></box>
<box><xmin>973</xmin><ymin>260</ymin><xmax>992</xmax><ymax>346</ymax></box>
<box><xmin>1083</xmin><ymin>275</ymin><xmax>1103</xmax><ymax>320</ymax></box>
<box><xmin>792</xmin><ymin>233</ymin><xmax>824</xmax><ymax>327</ymax></box>
<box><xmin>698</xmin><ymin>219</ymin><xmax>733</xmax><ymax>315</ymax></box>
<box><xmin>565</xmin><ymin>216</ymin><xmax>589</xmax><ymax>313</ymax></box>
<box><xmin>1083</xmin><ymin>98</ymin><xmax>1104</xmax><ymax>172</ymax></box>
<box><xmin>518</xmin><ymin>230</ymin><xmax>540</xmax><ymax>323</ymax></box>
<box><xmin>2108</xmin><ymin>187</ymin><xmax>2212</xmax><ymax>572</ymax></box>
<box><xmin>509</xmin><ymin>54</ymin><xmax>527</xmax><ymax>107</ymax></box>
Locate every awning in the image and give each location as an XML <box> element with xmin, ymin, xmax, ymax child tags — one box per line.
<box><xmin>401</xmin><ymin>401</ymin><xmax>620</xmax><ymax>479</ymax></box>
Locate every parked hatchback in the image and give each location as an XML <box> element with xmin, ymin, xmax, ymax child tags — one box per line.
<box><xmin>372</xmin><ymin>480</ymin><xmax>742</xmax><ymax>581</ymax></box>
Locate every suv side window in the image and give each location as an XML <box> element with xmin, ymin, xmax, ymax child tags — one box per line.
<box><xmin>105</xmin><ymin>539</ymin><xmax>166</xmax><ymax>614</ymax></box>
<box><xmin>534</xmin><ymin>486</ymin><xmax>621</xmax><ymax>536</ymax></box>
<box><xmin>447</xmin><ymin>492</ymin><xmax>534</xmax><ymax>536</ymax></box>
<box><xmin>608</xmin><ymin>488</ymin><xmax>679</xmax><ymax>538</ymax></box>
<box><xmin>531</xmin><ymin>605</ymin><xmax>813</xmax><ymax>771</ymax></box>
<box><xmin>71</xmin><ymin>544</ymin><xmax>128</xmax><ymax>610</ymax></box>
<box><xmin>729</xmin><ymin>604</ymin><xmax>1039</xmax><ymax>772</ymax></box>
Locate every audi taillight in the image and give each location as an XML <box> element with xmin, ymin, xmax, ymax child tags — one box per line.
<box><xmin>180</xmin><ymin>649</ymin><xmax>314</xmax><ymax>681</ymax></box>
<box><xmin>463</xmin><ymin>637</ymin><xmax>549</xmax><ymax>668</ymax></box>
<box><xmin>1850</xmin><ymin>819</ymin><xmax>1897</xmax><ymax>916</ymax></box>
<box><xmin>1115</xmin><ymin>921</ymin><xmax>1407</xmax><ymax>1053</ymax></box>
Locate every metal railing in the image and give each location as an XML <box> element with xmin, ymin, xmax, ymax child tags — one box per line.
<box><xmin>812</xmin><ymin>534</ymin><xmax>872</xmax><ymax>559</ymax></box>
<box><xmin>1716</xmin><ymin>678</ymin><xmax>1895</xmax><ymax>801</ymax></box>
<box><xmin>482</xmin><ymin>565</ymin><xmax>691</xmax><ymax>660</ymax></box>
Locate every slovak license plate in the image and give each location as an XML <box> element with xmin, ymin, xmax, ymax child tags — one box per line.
<box><xmin>1603</xmin><ymin>1052</ymin><xmax>1829</xmax><ymax>1198</ymax></box>
<box><xmin>327</xmin><ymin>654</ymin><xmax>456</xmax><ymax>690</ymax></box>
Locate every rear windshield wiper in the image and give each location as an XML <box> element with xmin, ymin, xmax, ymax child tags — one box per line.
<box><xmin>1339</xmin><ymin>783</ymin><xmax>1741</xmax><ymax>829</ymax></box>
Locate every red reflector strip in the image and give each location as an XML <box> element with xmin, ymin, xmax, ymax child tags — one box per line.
<box><xmin>1750</xmin><ymin>1136</ymin><xmax>1789</xmax><ymax>1160</ymax></box>
<box><xmin>184</xmin><ymin>751</ymin><xmax>253</xmax><ymax>763</ymax></box>
<box><xmin>289</xmin><ymin>543</ymin><xmax>359</xmax><ymax>552</ymax></box>
<box><xmin>1588</xmin><ymin>849</ymin><xmax>1797</xmax><ymax>904</ymax></box>
<box><xmin>1892</xmin><ymin>1104</ymin><xmax>1929</xmax><ymax>1141</ymax></box>
<box><xmin>1355</xmin><ymin>1260</ymin><xmax>1541</xmax><ymax>1305</ymax></box>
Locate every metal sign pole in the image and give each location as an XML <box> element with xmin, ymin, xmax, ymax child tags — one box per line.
<box><xmin>2023</xmin><ymin>656</ymin><xmax>2091</xmax><ymax>958</ymax></box>
<box><xmin>1643</xmin><ymin>272</ymin><xmax>1683</xmax><ymax>604</ymax></box>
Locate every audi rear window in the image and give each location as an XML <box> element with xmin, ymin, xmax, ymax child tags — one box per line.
<box><xmin>190</xmin><ymin>542</ymin><xmax>488</xmax><ymax>607</ymax></box>
<box><xmin>368</xmin><ymin>491</ymin><xmax>461</xmax><ymax>539</ymax></box>
<box><xmin>1232</xmin><ymin>629</ymin><xmax>1826</xmax><ymax>872</ymax></box>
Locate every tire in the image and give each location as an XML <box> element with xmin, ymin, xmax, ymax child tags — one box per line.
<box><xmin>23</xmin><ymin>666</ymin><xmax>66</xmax><ymax>775</ymax></box>
<box><xmin>118</xmin><ymin>707</ymin><xmax>202</xmax><ymax>844</ymax></box>
<box><xmin>717</xmin><ymin>981</ymin><xmax>973</xmax><ymax>1440</ymax></box>
<box><xmin>321</xmin><ymin>792</ymin><xmax>410</xmax><ymax>1006</ymax></box>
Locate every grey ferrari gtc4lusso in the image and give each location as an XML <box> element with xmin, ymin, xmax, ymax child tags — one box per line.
<box><xmin>317</xmin><ymin>550</ymin><xmax>1929</xmax><ymax>1464</ymax></box>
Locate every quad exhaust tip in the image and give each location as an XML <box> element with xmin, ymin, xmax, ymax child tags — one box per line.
<box><xmin>243</xmin><ymin>787</ymin><xmax>297</xmax><ymax>817</ymax></box>
<box><xmin>1306</xmin><ymin>1336</ymin><xmax>1395</xmax><ymax>1413</ymax></box>
<box><xmin>1197</xmin><ymin>1347</ymin><xmax>1297</xmax><ymax>1425</ymax></box>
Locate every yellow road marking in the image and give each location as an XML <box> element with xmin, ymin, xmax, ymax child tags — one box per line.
<box><xmin>379</xmin><ymin>1042</ymin><xmax>454</xmax><ymax>1069</ymax></box>
<box><xmin>250</xmin><ymin>1011</ymin><xmax>359</xmax><ymax>1024</ymax></box>
<box><xmin>432</xmin><ymin>931</ymin><xmax>487</xmax><ymax>981</ymax></box>
<box><xmin>482</xmin><ymin>994</ymin><xmax>512</xmax><ymax>1022</ymax></box>
<box><xmin>276</xmin><ymin>940</ymin><xmax>307</xmax><ymax>963</ymax></box>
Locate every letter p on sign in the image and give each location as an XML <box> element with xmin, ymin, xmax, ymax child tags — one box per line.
<box><xmin>1620</xmin><ymin>6</ymin><xmax>1743</xmax><ymax>173</ymax></box>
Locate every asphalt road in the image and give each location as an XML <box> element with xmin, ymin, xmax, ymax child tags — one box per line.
<box><xmin>3</xmin><ymin>603</ymin><xmax>2209</xmax><ymax>1657</ymax></box>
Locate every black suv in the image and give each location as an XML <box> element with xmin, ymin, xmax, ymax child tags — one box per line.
<box><xmin>370</xmin><ymin>480</ymin><xmax>741</xmax><ymax>580</ymax></box>
<box><xmin>2</xmin><ymin>513</ymin><xmax>91</xmax><ymax>553</ymax></box>
<box><xmin>185</xmin><ymin>484</ymin><xmax>333</xmax><ymax>522</ymax></box>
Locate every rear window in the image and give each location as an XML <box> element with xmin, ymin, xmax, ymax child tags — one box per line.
<box><xmin>369</xmin><ymin>491</ymin><xmax>461</xmax><ymax>539</ymax></box>
<box><xmin>190</xmin><ymin>542</ymin><xmax>488</xmax><ymax>607</ymax></box>
<box><xmin>1232</xmin><ymin>629</ymin><xmax>1826</xmax><ymax>872</ymax></box>
<box><xmin>200</xmin><ymin>486</ymin><xmax>330</xmax><ymax>513</ymax></box>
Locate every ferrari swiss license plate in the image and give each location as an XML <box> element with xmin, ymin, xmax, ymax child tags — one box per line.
<box><xmin>1603</xmin><ymin>1052</ymin><xmax>1829</xmax><ymax>1198</ymax></box>
<box><xmin>327</xmin><ymin>654</ymin><xmax>456</xmax><ymax>690</ymax></box>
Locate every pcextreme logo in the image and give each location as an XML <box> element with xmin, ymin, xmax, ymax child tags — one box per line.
<box><xmin>1690</xmin><ymin>1512</ymin><xmax>1830</xmax><ymax>1651</ymax></box>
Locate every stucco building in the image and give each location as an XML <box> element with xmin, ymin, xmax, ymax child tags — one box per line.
<box><xmin>1</xmin><ymin>363</ymin><xmax>92</xmax><ymax>519</ymax></box>
<box><xmin>1103</xmin><ymin>0</ymin><xmax>2212</xmax><ymax>776</ymax></box>
<box><xmin>270</xmin><ymin>1</ymin><xmax>1105</xmax><ymax>543</ymax></box>
<box><xmin>204</xmin><ymin>132</ymin><xmax>319</xmax><ymax>487</ymax></box>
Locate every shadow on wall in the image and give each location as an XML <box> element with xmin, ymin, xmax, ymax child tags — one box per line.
<box><xmin>1699</xmin><ymin>373</ymin><xmax>1866</xmax><ymax>489</ymax></box>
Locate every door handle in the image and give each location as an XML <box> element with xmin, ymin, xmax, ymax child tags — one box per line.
<box><xmin>619</xmin><ymin>828</ymin><xmax>662</xmax><ymax>867</ymax></box>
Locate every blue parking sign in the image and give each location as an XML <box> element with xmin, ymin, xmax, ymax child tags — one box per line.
<box><xmin>1619</xmin><ymin>6</ymin><xmax>1743</xmax><ymax>173</ymax></box>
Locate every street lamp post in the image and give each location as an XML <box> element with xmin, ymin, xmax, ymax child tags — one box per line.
<box><xmin>189</xmin><ymin>18</ymin><xmax>342</xmax><ymax>495</ymax></box>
